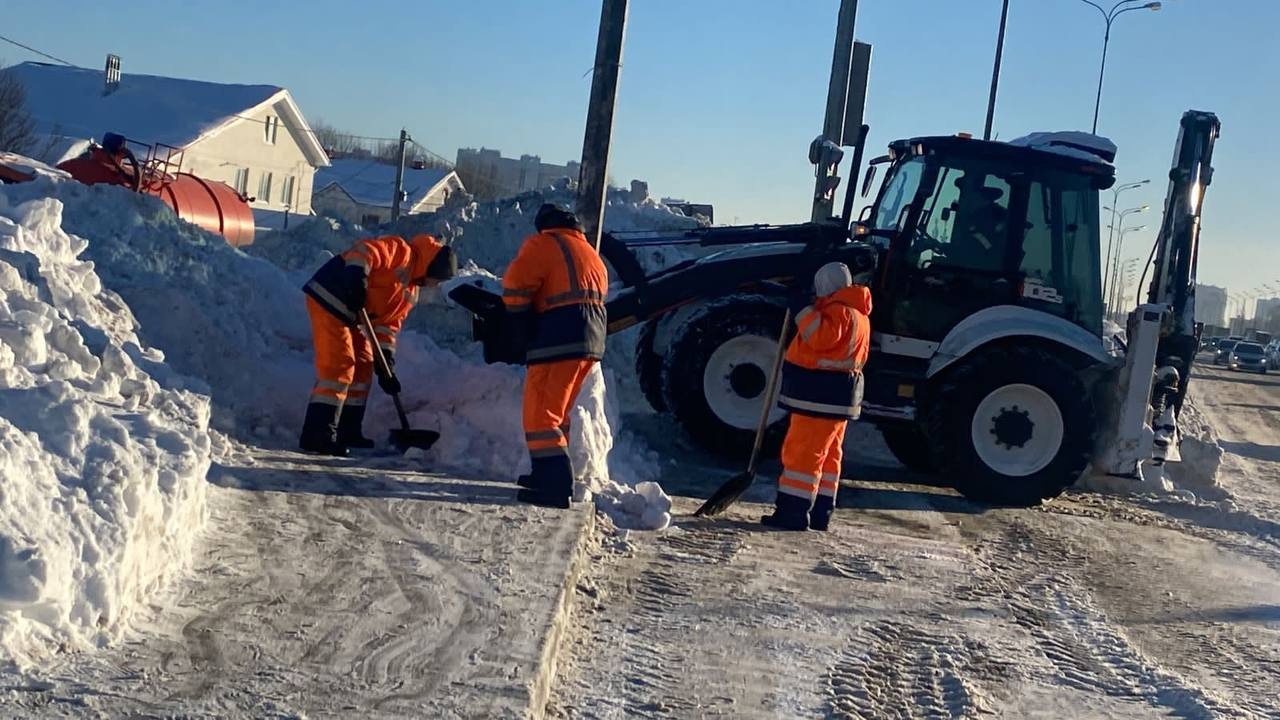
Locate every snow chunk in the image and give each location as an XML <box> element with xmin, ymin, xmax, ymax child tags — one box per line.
<box><xmin>1008</xmin><ymin>131</ymin><xmax>1117</xmax><ymax>164</ymax></box>
<box><xmin>0</xmin><ymin>190</ymin><xmax>211</xmax><ymax>667</ymax></box>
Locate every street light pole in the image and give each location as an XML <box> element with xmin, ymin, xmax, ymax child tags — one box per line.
<box><xmin>1107</xmin><ymin>224</ymin><xmax>1146</xmax><ymax>314</ymax></box>
<box><xmin>1074</xmin><ymin>0</ymin><xmax>1162</xmax><ymax>133</ymax></box>
<box><xmin>983</xmin><ymin>0</ymin><xmax>1011</xmax><ymax>140</ymax></box>
<box><xmin>1101</xmin><ymin>179</ymin><xmax>1148</xmax><ymax>292</ymax></box>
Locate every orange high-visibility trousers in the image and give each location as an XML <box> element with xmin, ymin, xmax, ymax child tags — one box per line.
<box><xmin>523</xmin><ymin>359</ymin><xmax>596</xmax><ymax>459</ymax></box>
<box><xmin>777</xmin><ymin>414</ymin><xmax>848</xmax><ymax>502</ymax></box>
<box><xmin>306</xmin><ymin>296</ymin><xmax>375</xmax><ymax>409</ymax></box>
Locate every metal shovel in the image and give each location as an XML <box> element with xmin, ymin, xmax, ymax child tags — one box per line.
<box><xmin>359</xmin><ymin>310</ymin><xmax>439</xmax><ymax>452</ymax></box>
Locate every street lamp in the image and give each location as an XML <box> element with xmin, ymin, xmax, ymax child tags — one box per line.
<box><xmin>1074</xmin><ymin>0</ymin><xmax>1162</xmax><ymax>133</ymax></box>
<box><xmin>1107</xmin><ymin>224</ymin><xmax>1146</xmax><ymax>314</ymax></box>
<box><xmin>1101</xmin><ymin>180</ymin><xmax>1149</xmax><ymax>291</ymax></box>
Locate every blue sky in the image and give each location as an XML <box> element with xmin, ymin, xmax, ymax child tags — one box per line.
<box><xmin>4</xmin><ymin>0</ymin><xmax>1276</xmax><ymax>297</ymax></box>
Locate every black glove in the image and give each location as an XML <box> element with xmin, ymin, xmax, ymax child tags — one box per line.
<box><xmin>343</xmin><ymin>264</ymin><xmax>367</xmax><ymax>314</ymax></box>
<box><xmin>378</xmin><ymin>370</ymin><xmax>401</xmax><ymax>396</ymax></box>
<box><xmin>382</xmin><ymin>349</ymin><xmax>395</xmax><ymax>371</ymax></box>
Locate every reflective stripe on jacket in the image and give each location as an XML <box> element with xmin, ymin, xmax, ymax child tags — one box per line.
<box><xmin>502</xmin><ymin>229</ymin><xmax>609</xmax><ymax>364</ymax></box>
<box><xmin>778</xmin><ymin>285</ymin><xmax>873</xmax><ymax>420</ymax></box>
<box><xmin>303</xmin><ymin>235</ymin><xmax>443</xmax><ymax>350</ymax></box>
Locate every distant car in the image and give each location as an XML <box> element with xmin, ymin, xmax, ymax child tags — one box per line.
<box><xmin>1230</xmin><ymin>342</ymin><xmax>1267</xmax><ymax>373</ymax></box>
<box><xmin>1214</xmin><ymin>339</ymin><xmax>1238</xmax><ymax>365</ymax></box>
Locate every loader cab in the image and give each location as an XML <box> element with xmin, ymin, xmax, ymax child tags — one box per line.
<box><xmin>857</xmin><ymin>136</ymin><xmax>1113</xmax><ymax>343</ymax></box>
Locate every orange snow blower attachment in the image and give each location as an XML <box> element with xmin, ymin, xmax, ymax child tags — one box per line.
<box><xmin>57</xmin><ymin>132</ymin><xmax>255</xmax><ymax>247</ymax></box>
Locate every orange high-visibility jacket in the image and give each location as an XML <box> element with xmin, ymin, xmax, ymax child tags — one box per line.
<box><xmin>778</xmin><ymin>284</ymin><xmax>873</xmax><ymax>420</ymax></box>
<box><xmin>502</xmin><ymin>228</ymin><xmax>609</xmax><ymax>364</ymax></box>
<box><xmin>303</xmin><ymin>234</ymin><xmax>445</xmax><ymax>353</ymax></box>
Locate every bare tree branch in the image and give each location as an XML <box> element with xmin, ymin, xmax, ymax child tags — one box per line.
<box><xmin>0</xmin><ymin>64</ymin><xmax>36</xmax><ymax>154</ymax></box>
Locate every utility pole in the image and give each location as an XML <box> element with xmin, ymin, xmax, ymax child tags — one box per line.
<box><xmin>983</xmin><ymin>0</ymin><xmax>1010</xmax><ymax>140</ymax></box>
<box><xmin>391</xmin><ymin>128</ymin><xmax>409</xmax><ymax>222</ymax></box>
<box><xmin>811</xmin><ymin>0</ymin><xmax>864</xmax><ymax>223</ymax></box>
<box><xmin>577</xmin><ymin>0</ymin><xmax>629</xmax><ymax>250</ymax></box>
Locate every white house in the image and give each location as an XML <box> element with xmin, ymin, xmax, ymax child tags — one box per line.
<box><xmin>311</xmin><ymin>157</ymin><xmax>465</xmax><ymax>227</ymax></box>
<box><xmin>10</xmin><ymin>59</ymin><xmax>329</xmax><ymax>224</ymax></box>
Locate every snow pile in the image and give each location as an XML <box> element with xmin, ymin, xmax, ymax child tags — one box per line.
<box><xmin>0</xmin><ymin>190</ymin><xmax>211</xmax><ymax>667</ymax></box>
<box><xmin>1161</xmin><ymin>394</ymin><xmax>1224</xmax><ymax>496</ymax></box>
<box><xmin>0</xmin><ymin>179</ymin><xmax>318</xmax><ymax>440</ymax></box>
<box><xmin>387</xmin><ymin>336</ymin><xmax>669</xmax><ymax>529</ymax></box>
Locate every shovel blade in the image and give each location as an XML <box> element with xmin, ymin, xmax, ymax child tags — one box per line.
<box><xmin>390</xmin><ymin>428</ymin><xmax>440</xmax><ymax>452</ymax></box>
<box><xmin>694</xmin><ymin>470</ymin><xmax>757</xmax><ymax>517</ymax></box>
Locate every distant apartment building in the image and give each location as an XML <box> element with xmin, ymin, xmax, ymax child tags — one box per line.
<box><xmin>454</xmin><ymin>148</ymin><xmax>580</xmax><ymax>199</ymax></box>
<box><xmin>1256</xmin><ymin>296</ymin><xmax>1280</xmax><ymax>326</ymax></box>
<box><xmin>1194</xmin><ymin>284</ymin><xmax>1228</xmax><ymax>327</ymax></box>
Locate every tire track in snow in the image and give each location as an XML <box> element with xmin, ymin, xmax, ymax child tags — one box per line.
<box><xmin>961</xmin><ymin>521</ymin><xmax>1251</xmax><ymax>719</ymax></box>
<box><xmin>825</xmin><ymin>620</ymin><xmax>1005</xmax><ymax>720</ymax></box>
<box><xmin>559</xmin><ymin>523</ymin><xmax>749</xmax><ymax>718</ymax></box>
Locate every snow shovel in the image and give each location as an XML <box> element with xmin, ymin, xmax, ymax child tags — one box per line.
<box><xmin>359</xmin><ymin>310</ymin><xmax>439</xmax><ymax>453</ymax></box>
<box><xmin>695</xmin><ymin>307</ymin><xmax>793</xmax><ymax>517</ymax></box>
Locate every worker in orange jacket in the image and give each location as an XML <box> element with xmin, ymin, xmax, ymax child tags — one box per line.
<box><xmin>762</xmin><ymin>262</ymin><xmax>872</xmax><ymax>531</ymax></box>
<box><xmin>503</xmin><ymin>204</ymin><xmax>609</xmax><ymax>508</ymax></box>
<box><xmin>299</xmin><ymin>233</ymin><xmax>456</xmax><ymax>456</ymax></box>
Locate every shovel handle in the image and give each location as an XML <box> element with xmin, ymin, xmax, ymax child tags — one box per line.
<box><xmin>359</xmin><ymin>310</ymin><xmax>411</xmax><ymax>431</ymax></box>
<box><xmin>744</xmin><ymin>308</ymin><xmax>793</xmax><ymax>476</ymax></box>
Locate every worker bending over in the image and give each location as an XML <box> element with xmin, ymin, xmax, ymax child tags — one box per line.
<box><xmin>762</xmin><ymin>262</ymin><xmax>872</xmax><ymax>531</ymax></box>
<box><xmin>503</xmin><ymin>204</ymin><xmax>609</xmax><ymax>508</ymax></box>
<box><xmin>300</xmin><ymin>234</ymin><xmax>456</xmax><ymax>456</ymax></box>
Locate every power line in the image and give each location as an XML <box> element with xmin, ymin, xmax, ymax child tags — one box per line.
<box><xmin>0</xmin><ymin>34</ymin><xmax>76</xmax><ymax>67</ymax></box>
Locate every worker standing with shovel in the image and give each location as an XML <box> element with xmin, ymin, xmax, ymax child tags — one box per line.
<box><xmin>299</xmin><ymin>233</ymin><xmax>456</xmax><ymax>456</ymax></box>
<box><xmin>761</xmin><ymin>262</ymin><xmax>872</xmax><ymax>531</ymax></box>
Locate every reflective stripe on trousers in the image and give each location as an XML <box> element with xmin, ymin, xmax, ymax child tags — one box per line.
<box><xmin>306</xmin><ymin>296</ymin><xmax>375</xmax><ymax>408</ymax></box>
<box><xmin>524</xmin><ymin>359</ymin><xmax>596</xmax><ymax>459</ymax></box>
<box><xmin>777</xmin><ymin>415</ymin><xmax>847</xmax><ymax>502</ymax></box>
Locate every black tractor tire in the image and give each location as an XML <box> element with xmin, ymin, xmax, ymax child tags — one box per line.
<box><xmin>880</xmin><ymin>424</ymin><xmax>936</xmax><ymax>472</ymax></box>
<box><xmin>925</xmin><ymin>345</ymin><xmax>1095</xmax><ymax>506</ymax></box>
<box><xmin>635</xmin><ymin>318</ymin><xmax>667</xmax><ymax>413</ymax></box>
<box><xmin>662</xmin><ymin>296</ymin><xmax>787</xmax><ymax>457</ymax></box>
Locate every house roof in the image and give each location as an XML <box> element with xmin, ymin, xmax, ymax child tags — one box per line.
<box><xmin>7</xmin><ymin>62</ymin><xmax>329</xmax><ymax>167</ymax></box>
<box><xmin>315</xmin><ymin>158</ymin><xmax>458</xmax><ymax>210</ymax></box>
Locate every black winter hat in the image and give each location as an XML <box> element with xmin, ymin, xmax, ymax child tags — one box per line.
<box><xmin>534</xmin><ymin>203</ymin><xmax>584</xmax><ymax>232</ymax></box>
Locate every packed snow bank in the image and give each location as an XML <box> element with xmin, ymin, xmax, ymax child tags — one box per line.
<box><xmin>0</xmin><ymin>190</ymin><xmax>211</xmax><ymax>667</ymax></box>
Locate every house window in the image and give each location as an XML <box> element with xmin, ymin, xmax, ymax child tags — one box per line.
<box><xmin>258</xmin><ymin>172</ymin><xmax>273</xmax><ymax>204</ymax></box>
<box><xmin>233</xmin><ymin>167</ymin><xmax>249</xmax><ymax>195</ymax></box>
<box><xmin>264</xmin><ymin>116</ymin><xmax>279</xmax><ymax>144</ymax></box>
<box><xmin>360</xmin><ymin>213</ymin><xmax>381</xmax><ymax>227</ymax></box>
<box><xmin>281</xmin><ymin>175</ymin><xmax>296</xmax><ymax>207</ymax></box>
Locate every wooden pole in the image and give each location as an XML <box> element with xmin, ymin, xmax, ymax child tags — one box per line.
<box><xmin>577</xmin><ymin>0</ymin><xmax>629</xmax><ymax>249</ymax></box>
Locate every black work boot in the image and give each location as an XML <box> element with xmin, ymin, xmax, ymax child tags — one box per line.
<box><xmin>809</xmin><ymin>494</ymin><xmax>835</xmax><ymax>531</ymax></box>
<box><xmin>761</xmin><ymin>493</ymin><xmax>811</xmax><ymax>531</ymax></box>
<box><xmin>336</xmin><ymin>404</ymin><xmax>375</xmax><ymax>449</ymax></box>
<box><xmin>299</xmin><ymin>401</ymin><xmax>349</xmax><ymax>457</ymax></box>
<box><xmin>516</xmin><ymin>455</ymin><xmax>574</xmax><ymax>509</ymax></box>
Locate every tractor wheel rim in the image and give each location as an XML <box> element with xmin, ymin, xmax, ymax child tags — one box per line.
<box><xmin>703</xmin><ymin>335</ymin><xmax>785</xmax><ymax>430</ymax></box>
<box><xmin>971</xmin><ymin>383</ymin><xmax>1064</xmax><ymax>477</ymax></box>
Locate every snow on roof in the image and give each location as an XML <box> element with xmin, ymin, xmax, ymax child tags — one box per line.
<box><xmin>0</xmin><ymin>151</ymin><xmax>70</xmax><ymax>182</ymax></box>
<box><xmin>315</xmin><ymin>158</ymin><xmax>456</xmax><ymax>209</ymax></box>
<box><xmin>1009</xmin><ymin>131</ymin><xmax>1117</xmax><ymax>164</ymax></box>
<box><xmin>7</xmin><ymin>62</ymin><xmax>328</xmax><ymax>166</ymax></box>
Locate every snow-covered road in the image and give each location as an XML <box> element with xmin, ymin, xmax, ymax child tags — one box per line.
<box><xmin>549</xmin><ymin>363</ymin><xmax>1280</xmax><ymax>719</ymax></box>
<box><xmin>3</xmin><ymin>446</ymin><xmax>593</xmax><ymax>719</ymax></box>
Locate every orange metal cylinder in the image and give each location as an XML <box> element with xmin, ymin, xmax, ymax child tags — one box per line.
<box><xmin>148</xmin><ymin>174</ymin><xmax>255</xmax><ymax>247</ymax></box>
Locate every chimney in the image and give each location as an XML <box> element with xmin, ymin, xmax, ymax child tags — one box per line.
<box><xmin>104</xmin><ymin>54</ymin><xmax>121</xmax><ymax>96</ymax></box>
